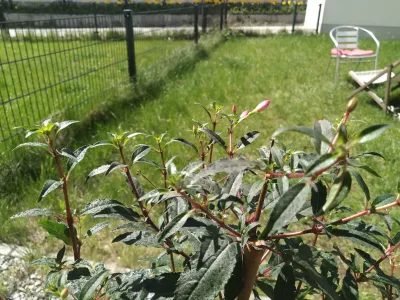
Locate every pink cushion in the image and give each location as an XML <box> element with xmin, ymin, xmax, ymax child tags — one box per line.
<box><xmin>331</xmin><ymin>48</ymin><xmax>374</xmax><ymax>56</ymax></box>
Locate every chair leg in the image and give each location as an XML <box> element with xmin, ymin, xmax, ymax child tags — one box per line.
<box><xmin>355</xmin><ymin>59</ymin><xmax>361</xmax><ymax>71</ymax></box>
<box><xmin>374</xmin><ymin>56</ymin><xmax>378</xmax><ymax>70</ymax></box>
<box><xmin>334</xmin><ymin>58</ymin><xmax>339</xmax><ymax>85</ymax></box>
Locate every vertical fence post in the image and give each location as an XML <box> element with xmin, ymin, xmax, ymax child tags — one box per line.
<box><xmin>202</xmin><ymin>6</ymin><xmax>207</xmax><ymax>33</ymax></box>
<box><xmin>219</xmin><ymin>3</ymin><xmax>223</xmax><ymax>30</ymax></box>
<box><xmin>124</xmin><ymin>9</ymin><xmax>137</xmax><ymax>82</ymax></box>
<box><xmin>194</xmin><ymin>5</ymin><xmax>199</xmax><ymax>44</ymax></box>
<box><xmin>94</xmin><ymin>12</ymin><xmax>99</xmax><ymax>35</ymax></box>
<box><xmin>291</xmin><ymin>3</ymin><xmax>298</xmax><ymax>34</ymax></box>
<box><xmin>224</xmin><ymin>1</ymin><xmax>227</xmax><ymax>28</ymax></box>
<box><xmin>316</xmin><ymin>3</ymin><xmax>322</xmax><ymax>34</ymax></box>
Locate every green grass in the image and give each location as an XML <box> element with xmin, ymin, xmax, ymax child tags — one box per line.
<box><xmin>0</xmin><ymin>35</ymin><xmax>191</xmax><ymax>153</ymax></box>
<box><xmin>1</xmin><ymin>33</ymin><xmax>400</xmax><ymax>296</ymax></box>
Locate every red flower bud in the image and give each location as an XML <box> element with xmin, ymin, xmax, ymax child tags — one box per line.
<box><xmin>254</xmin><ymin>100</ymin><xmax>271</xmax><ymax>112</ymax></box>
<box><xmin>232</xmin><ymin>105</ymin><xmax>237</xmax><ymax>114</ymax></box>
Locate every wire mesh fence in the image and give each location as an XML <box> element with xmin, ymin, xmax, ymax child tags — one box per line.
<box><xmin>0</xmin><ymin>4</ymin><xmax>222</xmax><ymax>156</ymax></box>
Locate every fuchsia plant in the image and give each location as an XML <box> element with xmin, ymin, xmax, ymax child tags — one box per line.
<box><xmin>10</xmin><ymin>98</ymin><xmax>400</xmax><ymax>300</ymax></box>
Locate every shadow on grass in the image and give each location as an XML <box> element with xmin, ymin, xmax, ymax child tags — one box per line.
<box><xmin>0</xmin><ymin>32</ymin><xmax>225</xmax><ymax>206</ymax></box>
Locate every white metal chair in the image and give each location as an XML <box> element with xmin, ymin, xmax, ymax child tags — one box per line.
<box><xmin>327</xmin><ymin>26</ymin><xmax>380</xmax><ymax>84</ymax></box>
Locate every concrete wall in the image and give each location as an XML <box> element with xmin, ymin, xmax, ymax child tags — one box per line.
<box><xmin>319</xmin><ymin>0</ymin><xmax>400</xmax><ymax>40</ymax></box>
<box><xmin>303</xmin><ymin>0</ymin><xmax>325</xmax><ymax>33</ymax></box>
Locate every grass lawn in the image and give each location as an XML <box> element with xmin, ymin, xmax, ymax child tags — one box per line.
<box><xmin>1</xmin><ymin>33</ymin><xmax>400</xmax><ymax>298</ymax></box>
<box><xmin>0</xmin><ymin>36</ymin><xmax>191</xmax><ymax>152</ymax></box>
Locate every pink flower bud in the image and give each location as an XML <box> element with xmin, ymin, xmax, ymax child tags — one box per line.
<box><xmin>240</xmin><ymin>110</ymin><xmax>249</xmax><ymax>119</ymax></box>
<box><xmin>232</xmin><ymin>105</ymin><xmax>237</xmax><ymax>114</ymax></box>
<box><xmin>254</xmin><ymin>100</ymin><xmax>271</xmax><ymax>112</ymax></box>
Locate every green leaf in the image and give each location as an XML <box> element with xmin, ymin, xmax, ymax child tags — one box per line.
<box><xmin>259</xmin><ymin>183</ymin><xmax>310</xmax><ymax>238</ymax></box>
<box><xmin>105</xmin><ymin>161</ymin><xmax>127</xmax><ymax>176</ymax></box>
<box><xmin>10</xmin><ymin>208</ymin><xmax>56</xmax><ymax>219</ymax></box>
<box><xmin>350</xmin><ymin>152</ymin><xmax>385</xmax><ymax>160</ymax></box>
<box><xmin>30</xmin><ymin>258</ymin><xmax>57</xmax><ymax>267</ymax></box>
<box><xmin>81</xmin><ymin>199</ymin><xmax>129</xmax><ymax>215</ymax></box>
<box><xmin>354</xmin><ymin>248</ymin><xmax>376</xmax><ymax>270</ymax></box>
<box><xmin>191</xmin><ymin>158</ymin><xmax>258</xmax><ymax>184</ymax></box>
<box><xmin>210</xmin><ymin>194</ymin><xmax>244</xmax><ymax>210</ymax></box>
<box><xmin>305</xmin><ymin>152</ymin><xmax>337</xmax><ymax>176</ymax></box>
<box><xmin>38</xmin><ymin>179</ymin><xmax>63</xmax><ymax>202</ymax></box>
<box><xmin>112</xmin><ymin>231</ymin><xmax>162</xmax><ymax>248</ymax></box>
<box><xmin>293</xmin><ymin>259</ymin><xmax>340</xmax><ymax>300</ymax></box>
<box><xmin>367</xmin><ymin>273</ymin><xmax>400</xmax><ymax>293</ymax></box>
<box><xmin>139</xmin><ymin>189</ymin><xmax>169</xmax><ymax>202</ymax></box>
<box><xmin>78</xmin><ymin>270</ymin><xmax>108</xmax><ymax>300</ymax></box>
<box><xmin>199</xmin><ymin>127</ymin><xmax>227</xmax><ymax>150</ymax></box>
<box><xmin>66</xmin><ymin>145</ymin><xmax>91</xmax><ymax>172</ymax></box>
<box><xmin>175</xmin><ymin>243</ymin><xmax>239</xmax><ymax>300</ymax></box>
<box><xmin>371</xmin><ymin>194</ymin><xmax>396</xmax><ymax>208</ymax></box>
<box><xmin>224</xmin><ymin>249</ymin><xmax>243</xmax><ymax>300</ymax></box>
<box><xmin>14</xmin><ymin>142</ymin><xmax>49</xmax><ymax>151</ymax></box>
<box><xmin>131</xmin><ymin>144</ymin><xmax>151</xmax><ymax>163</ymax></box>
<box><xmin>348</xmin><ymin>169</ymin><xmax>370</xmax><ymax>202</ymax></box>
<box><xmin>91</xmin><ymin>140</ymin><xmax>115</xmax><ymax>148</ymax></box>
<box><xmin>56</xmin><ymin>245</ymin><xmax>66</xmax><ymax>264</ymax></box>
<box><xmin>312</xmin><ymin>120</ymin><xmax>334</xmax><ymax>154</ymax></box>
<box><xmin>167</xmin><ymin>138</ymin><xmax>198</xmax><ymax>153</ymax></box>
<box><xmin>255</xmin><ymin>280</ymin><xmax>275</xmax><ymax>299</ymax></box>
<box><xmin>195</xmin><ymin>102</ymin><xmax>212</xmax><ymax>121</ymax></box>
<box><xmin>38</xmin><ymin>220</ymin><xmax>72</xmax><ymax>245</ymax></box>
<box><xmin>236</xmin><ymin>131</ymin><xmax>260</xmax><ymax>150</ymax></box>
<box><xmin>158</xmin><ymin>211</ymin><xmax>190</xmax><ymax>241</ymax></box>
<box><xmin>356</xmin><ymin>124</ymin><xmax>391</xmax><ymax>144</ymax></box>
<box><xmin>271</xmin><ymin>146</ymin><xmax>284</xmax><ymax>169</ymax></box>
<box><xmin>273</xmin><ymin>126</ymin><xmax>332</xmax><ymax>146</ymax></box>
<box><xmin>85</xmin><ymin>222</ymin><xmax>111</xmax><ymax>237</ymax></box>
<box><xmin>86</xmin><ymin>165</ymin><xmax>111</xmax><ymax>182</ymax></box>
<box><xmin>340</xmin><ymin>268</ymin><xmax>358</xmax><ymax>300</ymax></box>
<box><xmin>56</xmin><ymin>120</ymin><xmax>79</xmax><ymax>133</ymax></box>
<box><xmin>311</xmin><ymin>181</ymin><xmax>327</xmax><ymax>215</ymax></box>
<box><xmin>181</xmin><ymin>161</ymin><xmax>204</xmax><ymax>177</ymax></box>
<box><xmin>68</xmin><ymin>267</ymin><xmax>91</xmax><ymax>280</ymax></box>
<box><xmin>331</xmin><ymin>229</ymin><xmax>384</xmax><ymax>253</ymax></box>
<box><xmin>320</xmin><ymin>171</ymin><xmax>352</xmax><ymax>215</ymax></box>
<box><xmin>273</xmin><ymin>264</ymin><xmax>296</xmax><ymax>300</ymax></box>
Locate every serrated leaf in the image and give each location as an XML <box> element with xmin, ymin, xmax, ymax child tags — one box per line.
<box><xmin>305</xmin><ymin>152</ymin><xmax>337</xmax><ymax>176</ymax></box>
<box><xmin>86</xmin><ymin>222</ymin><xmax>111</xmax><ymax>237</ymax></box>
<box><xmin>86</xmin><ymin>165</ymin><xmax>111</xmax><ymax>183</ymax></box>
<box><xmin>356</xmin><ymin>124</ymin><xmax>391</xmax><ymax>144</ymax></box>
<box><xmin>175</xmin><ymin>243</ymin><xmax>238</xmax><ymax>300</ymax></box>
<box><xmin>340</xmin><ymin>268</ymin><xmax>358</xmax><ymax>300</ymax></box>
<box><xmin>320</xmin><ymin>171</ymin><xmax>352</xmax><ymax>215</ymax></box>
<box><xmin>236</xmin><ymin>131</ymin><xmax>260</xmax><ymax>150</ymax></box>
<box><xmin>38</xmin><ymin>220</ymin><xmax>72</xmax><ymax>245</ymax></box>
<box><xmin>112</xmin><ymin>231</ymin><xmax>162</xmax><ymax>248</ymax></box>
<box><xmin>192</xmin><ymin>158</ymin><xmax>258</xmax><ymax>184</ymax></box>
<box><xmin>81</xmin><ymin>199</ymin><xmax>127</xmax><ymax>215</ymax></box>
<box><xmin>199</xmin><ymin>127</ymin><xmax>226</xmax><ymax>150</ymax></box>
<box><xmin>259</xmin><ymin>183</ymin><xmax>310</xmax><ymax>238</ymax></box>
<box><xmin>348</xmin><ymin>168</ymin><xmax>370</xmax><ymax>202</ymax></box>
<box><xmin>38</xmin><ymin>180</ymin><xmax>63</xmax><ymax>202</ymax></box>
<box><xmin>274</xmin><ymin>264</ymin><xmax>296</xmax><ymax>300</ymax></box>
<box><xmin>56</xmin><ymin>120</ymin><xmax>79</xmax><ymax>133</ymax></box>
<box><xmin>273</xmin><ymin>126</ymin><xmax>332</xmax><ymax>146</ymax></box>
<box><xmin>14</xmin><ymin>142</ymin><xmax>49</xmax><ymax>150</ymax></box>
<box><xmin>131</xmin><ymin>145</ymin><xmax>151</xmax><ymax>163</ymax></box>
<box><xmin>10</xmin><ymin>208</ymin><xmax>56</xmax><ymax>219</ymax></box>
<box><xmin>158</xmin><ymin>211</ymin><xmax>190</xmax><ymax>241</ymax></box>
<box><xmin>78</xmin><ymin>270</ymin><xmax>108</xmax><ymax>300</ymax></box>
<box><xmin>167</xmin><ymin>138</ymin><xmax>198</xmax><ymax>153</ymax></box>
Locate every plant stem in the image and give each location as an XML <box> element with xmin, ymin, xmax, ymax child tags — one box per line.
<box><xmin>139</xmin><ymin>172</ymin><xmax>157</xmax><ymax>189</ymax></box>
<box><xmin>362</xmin><ymin>241</ymin><xmax>400</xmax><ymax>275</ymax></box>
<box><xmin>237</xmin><ymin>243</ymin><xmax>264</xmax><ymax>300</ymax></box>
<box><xmin>328</xmin><ymin>111</ymin><xmax>350</xmax><ymax>153</ymax></box>
<box><xmin>208</xmin><ymin>118</ymin><xmax>217</xmax><ymax>163</ymax></box>
<box><xmin>179</xmin><ymin>191</ymin><xmax>241</xmax><ymax>237</ymax></box>
<box><xmin>50</xmin><ymin>140</ymin><xmax>80</xmax><ymax>261</ymax></box>
<box><xmin>254</xmin><ymin>139</ymin><xmax>274</xmax><ymax>222</ymax></box>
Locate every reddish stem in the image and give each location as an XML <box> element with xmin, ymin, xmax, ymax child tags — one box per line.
<box><xmin>208</xmin><ymin>119</ymin><xmax>217</xmax><ymax>163</ymax></box>
<box><xmin>50</xmin><ymin>140</ymin><xmax>80</xmax><ymax>261</ymax></box>
<box><xmin>179</xmin><ymin>191</ymin><xmax>241</xmax><ymax>237</ymax></box>
<box><xmin>229</xmin><ymin>127</ymin><xmax>233</xmax><ymax>159</ymax></box>
<box><xmin>328</xmin><ymin>111</ymin><xmax>350</xmax><ymax>153</ymax></box>
<box><xmin>361</xmin><ymin>241</ymin><xmax>400</xmax><ymax>276</ymax></box>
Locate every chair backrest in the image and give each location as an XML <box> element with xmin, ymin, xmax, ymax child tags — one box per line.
<box><xmin>331</xmin><ymin>26</ymin><xmax>359</xmax><ymax>49</ymax></box>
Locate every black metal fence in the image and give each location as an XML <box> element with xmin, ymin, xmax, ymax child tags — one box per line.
<box><xmin>0</xmin><ymin>4</ymin><xmax>225</xmax><ymax>155</ymax></box>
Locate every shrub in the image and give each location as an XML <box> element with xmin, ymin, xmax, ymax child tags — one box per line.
<box><xmin>10</xmin><ymin>98</ymin><xmax>400</xmax><ymax>299</ymax></box>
